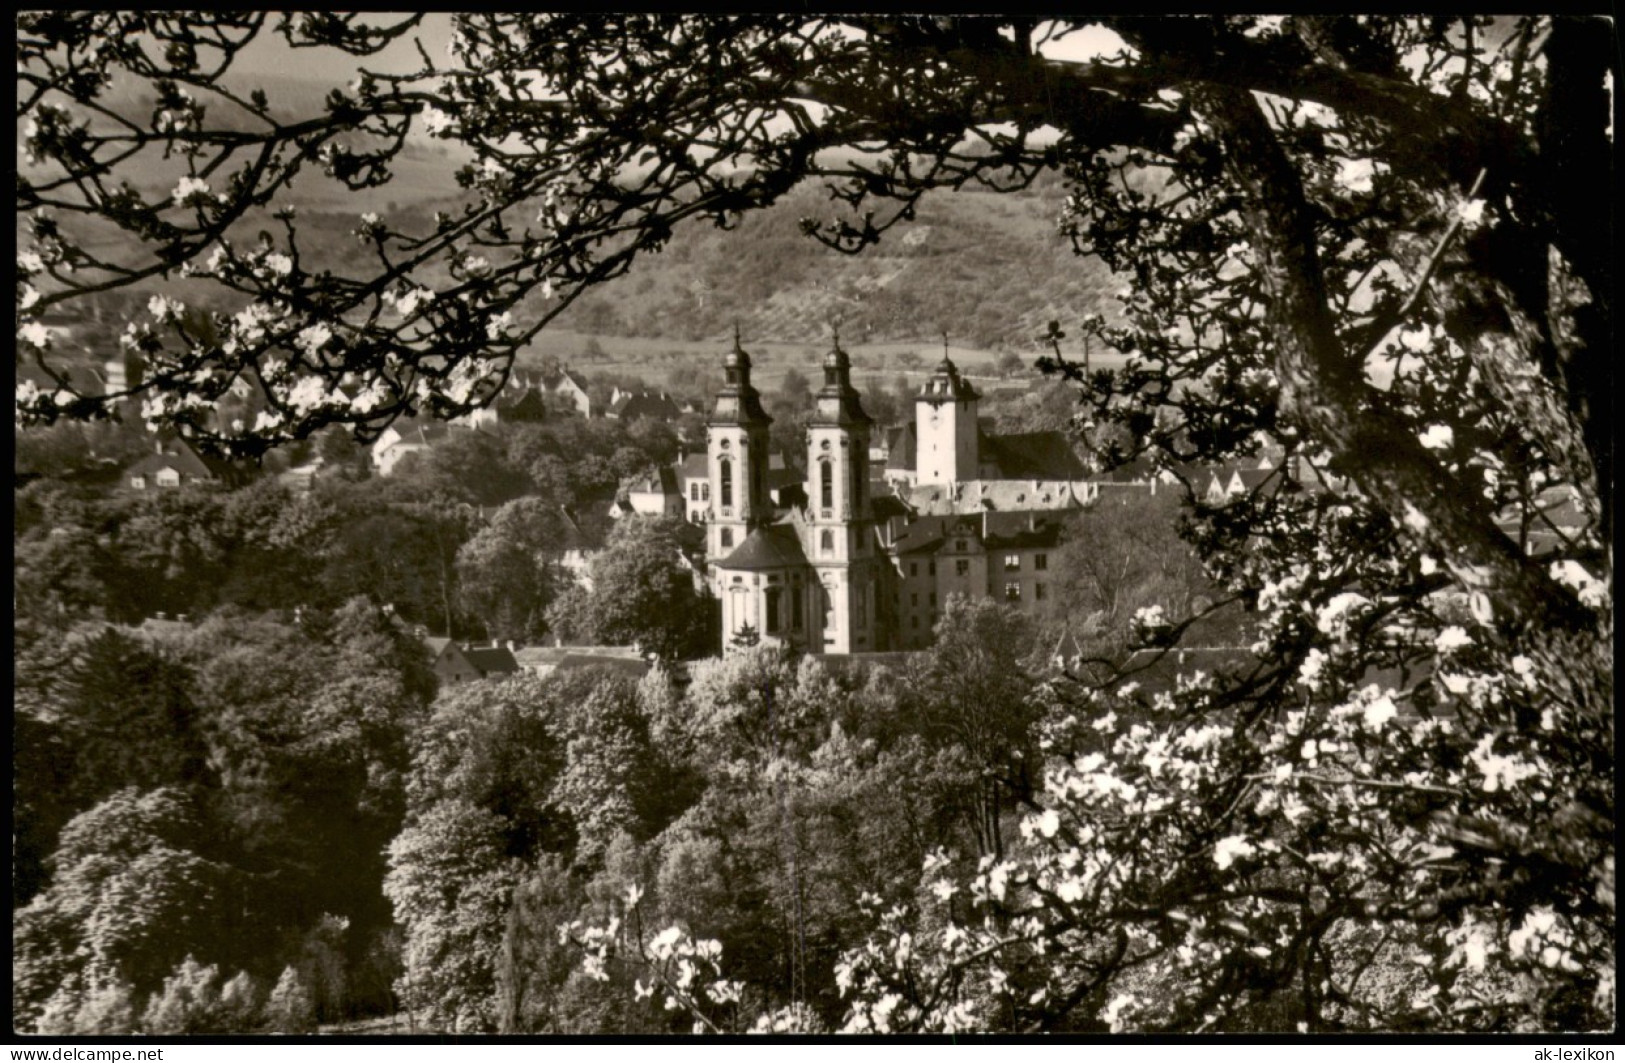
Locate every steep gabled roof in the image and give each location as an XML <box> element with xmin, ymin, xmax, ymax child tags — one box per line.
<box><xmin>124</xmin><ymin>442</ymin><xmax>219</xmax><ymax>482</ymax></box>
<box><xmin>463</xmin><ymin>646</ymin><xmax>520</xmax><ymax>676</ymax></box>
<box><xmin>980</xmin><ymin>430</ymin><xmax>1088</xmax><ymax>480</ymax></box>
<box><xmin>626</xmin><ymin>466</ymin><xmax>681</xmax><ymax>495</ymax></box>
<box><xmin>716</xmin><ymin>524</ymin><xmax>810</xmax><ymax>571</ymax></box>
<box><xmin>871</xmin><ymin>493</ymin><xmax>912</xmax><ymax>521</ymax></box>
<box><xmin>885</xmin><ymin>423</ymin><xmax>918</xmax><ymax>471</ymax></box>
<box><xmin>981</xmin><ymin>512</ymin><xmax>1066</xmax><ymax>550</ymax></box>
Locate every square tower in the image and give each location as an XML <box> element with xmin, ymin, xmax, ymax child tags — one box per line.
<box><xmin>915</xmin><ymin>357</ymin><xmax>979</xmax><ymax>486</ymax></box>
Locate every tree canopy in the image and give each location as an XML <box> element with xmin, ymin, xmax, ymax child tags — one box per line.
<box><xmin>15</xmin><ymin>13</ymin><xmax>1615</xmax><ymax>1034</ymax></box>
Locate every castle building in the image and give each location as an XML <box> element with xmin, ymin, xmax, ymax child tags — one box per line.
<box><xmin>696</xmin><ymin>336</ymin><xmax>1103</xmax><ymax>655</ymax></box>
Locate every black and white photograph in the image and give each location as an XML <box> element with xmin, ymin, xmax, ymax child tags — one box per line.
<box><xmin>14</xmin><ymin>12</ymin><xmax>1615</xmax><ymax>1041</ymax></box>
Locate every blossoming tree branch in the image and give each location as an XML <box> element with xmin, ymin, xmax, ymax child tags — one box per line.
<box><xmin>15</xmin><ymin>13</ymin><xmax>1613</xmax><ymax>1032</ymax></box>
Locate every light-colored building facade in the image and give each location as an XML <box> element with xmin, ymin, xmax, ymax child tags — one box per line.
<box><xmin>691</xmin><ymin>338</ymin><xmax>1083</xmax><ymax>655</ymax></box>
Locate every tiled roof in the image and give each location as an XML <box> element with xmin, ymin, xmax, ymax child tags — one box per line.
<box><xmin>463</xmin><ymin>646</ymin><xmax>520</xmax><ymax>675</ymax></box>
<box><xmin>884</xmin><ymin>423</ymin><xmax>917</xmax><ymax>471</ymax></box>
<box><xmin>627</xmin><ymin>466</ymin><xmax>680</xmax><ymax>495</ymax></box>
<box><xmin>716</xmin><ymin>524</ymin><xmax>810</xmax><ymax>571</ymax></box>
<box><xmin>981</xmin><ymin>430</ymin><xmax>1088</xmax><ymax>480</ymax></box>
<box><xmin>515</xmin><ymin>645</ymin><xmax>650</xmax><ymax>678</ymax></box>
<box><xmin>125</xmin><ymin>443</ymin><xmax>218</xmax><ymax>481</ymax></box>
<box><xmin>907</xmin><ymin>479</ymin><xmax>1086</xmax><ymax>516</ymax></box>
<box><xmin>871</xmin><ymin>493</ymin><xmax>912</xmax><ymax>521</ymax></box>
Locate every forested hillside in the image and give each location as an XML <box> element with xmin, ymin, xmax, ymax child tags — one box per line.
<box><xmin>550</xmin><ymin>175</ymin><xmax>1124</xmax><ymax>350</ymax></box>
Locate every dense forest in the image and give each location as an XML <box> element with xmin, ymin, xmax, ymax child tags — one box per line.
<box><xmin>17</xmin><ymin>13</ymin><xmax>1613</xmax><ymax>1037</ymax></box>
<box><xmin>14</xmin><ymin>398</ymin><xmax>1217</xmax><ymax>1034</ymax></box>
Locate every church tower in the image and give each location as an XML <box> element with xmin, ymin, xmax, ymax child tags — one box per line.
<box><xmin>807</xmin><ymin>335</ymin><xmax>879</xmax><ymax>652</ymax></box>
<box><xmin>915</xmin><ymin>355</ymin><xmax>980</xmax><ymax>486</ymax></box>
<box><xmin>707</xmin><ymin>329</ymin><xmax>773</xmax><ymax>567</ymax></box>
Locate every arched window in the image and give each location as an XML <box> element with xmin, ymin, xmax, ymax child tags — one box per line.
<box><xmin>820</xmin><ymin>529</ymin><xmax>834</xmax><ymax>555</ymax></box>
<box><xmin>820</xmin><ymin>460</ymin><xmax>833</xmax><ymax>510</ymax></box>
<box><xmin>719</xmin><ymin>458</ymin><xmax>733</xmax><ymax>508</ymax></box>
<box><xmin>765</xmin><ymin>587</ymin><xmax>783</xmax><ymax>635</ymax></box>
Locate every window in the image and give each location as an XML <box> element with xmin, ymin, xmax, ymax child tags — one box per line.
<box><xmin>156</xmin><ymin>468</ymin><xmax>181</xmax><ymax>487</ymax></box>
<box><xmin>820</xmin><ymin>460</ymin><xmax>833</xmax><ymax>510</ymax></box>
<box><xmin>956</xmin><ymin>559</ymin><xmax>969</xmax><ymax>577</ymax></box>
<box><xmin>765</xmin><ymin>587</ymin><xmax>782</xmax><ymax>635</ymax></box>
<box><xmin>1035</xmin><ymin>583</ymin><xmax>1047</xmax><ymax>601</ymax></box>
<box><xmin>955</xmin><ymin>539</ymin><xmax>967</xmax><ymax>551</ymax></box>
<box><xmin>911</xmin><ymin>616</ymin><xmax>919</xmax><ymax>630</ymax></box>
<box><xmin>929</xmin><ymin>592</ymin><xmax>937</xmax><ymax>608</ymax></box>
<box><xmin>701</xmin><ymin>483</ymin><xmax>709</xmax><ymax>501</ymax></box>
<box><xmin>690</xmin><ymin>483</ymin><xmax>700</xmax><ymax>501</ymax></box>
<box><xmin>719</xmin><ymin>459</ymin><xmax>733</xmax><ymax>508</ymax></box>
<box><xmin>820</xmin><ymin>529</ymin><xmax>834</xmax><ymax>555</ymax></box>
<box><xmin>1005</xmin><ymin>582</ymin><xmax>1021</xmax><ymax>601</ymax></box>
<box><xmin>130</xmin><ymin>475</ymin><xmax>146</xmax><ymax>490</ymax></box>
<box><xmin>791</xmin><ymin>585</ymin><xmax>804</xmax><ymax>631</ymax></box>
<box><xmin>928</xmin><ymin>562</ymin><xmax>936</xmax><ymax>577</ymax></box>
<box><xmin>910</xmin><ymin>592</ymin><xmax>919</xmax><ymax>607</ymax></box>
<box><xmin>909</xmin><ymin>562</ymin><xmax>918</xmax><ymax>577</ymax></box>
<box><xmin>1004</xmin><ymin>554</ymin><xmax>1021</xmax><ymax>571</ymax></box>
<box><xmin>1035</xmin><ymin>553</ymin><xmax>1048</xmax><ymax>571</ymax></box>
<box><xmin>855</xmin><ymin>585</ymin><xmax>867</xmax><ymax>630</ymax></box>
<box><xmin>720</xmin><ymin>527</ymin><xmax>734</xmax><ymax>549</ymax></box>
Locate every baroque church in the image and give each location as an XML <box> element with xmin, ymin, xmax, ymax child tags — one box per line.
<box><xmin>698</xmin><ymin>334</ymin><xmax>1116</xmax><ymax>655</ymax></box>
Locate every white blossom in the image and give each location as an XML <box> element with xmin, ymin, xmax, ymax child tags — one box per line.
<box><xmin>1468</xmin><ymin>734</ymin><xmax>1537</xmax><ymax>793</ymax></box>
<box><xmin>171</xmin><ymin>175</ymin><xmax>217</xmax><ymax>206</ymax></box>
<box><xmin>1296</xmin><ymin>647</ymin><xmax>1328</xmax><ymax>689</ymax></box>
<box><xmin>1335</xmin><ymin>157</ymin><xmax>1376</xmax><ymax>194</ymax></box>
<box><xmin>420</xmin><ymin>105</ymin><xmax>456</xmax><ymax>136</ymax></box>
<box><xmin>1213</xmin><ymin>835</ymin><xmax>1256</xmax><ymax>870</ymax></box>
<box><xmin>1363</xmin><ymin>694</ymin><xmax>1398</xmax><ymax>731</ymax></box>
<box><xmin>19</xmin><ymin>321</ymin><xmax>51</xmax><ymax>348</ymax></box>
<box><xmin>1102</xmin><ymin>993</ymin><xmax>1138</xmax><ymax>1032</ymax></box>
<box><xmin>485</xmin><ymin>311</ymin><xmax>515</xmax><ymax>340</ymax></box>
<box><xmin>296</xmin><ymin>322</ymin><xmax>333</xmax><ymax>355</ymax></box>
<box><xmin>1434</xmin><ymin>626</ymin><xmax>1473</xmax><ymax>654</ymax></box>
<box><xmin>1418</xmin><ymin>424</ymin><xmax>1454</xmax><ymax>450</ymax></box>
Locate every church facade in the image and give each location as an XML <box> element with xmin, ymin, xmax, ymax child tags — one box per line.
<box><xmin>697</xmin><ymin>335</ymin><xmax>1106</xmax><ymax>655</ymax></box>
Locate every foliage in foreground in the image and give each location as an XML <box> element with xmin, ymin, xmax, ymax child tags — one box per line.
<box><xmin>15</xmin><ymin>13</ymin><xmax>1614</xmax><ymax>1034</ymax></box>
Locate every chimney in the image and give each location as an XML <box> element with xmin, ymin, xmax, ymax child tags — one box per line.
<box><xmin>155</xmin><ymin>611</ymin><xmax>167</xmax><ymax>621</ymax></box>
<box><xmin>981</xmin><ymin>508</ymin><xmax>988</xmax><ymax>540</ymax></box>
<box><xmin>177</xmin><ymin>613</ymin><xmax>189</xmax><ymax>623</ymax></box>
<box><xmin>506</xmin><ymin>639</ymin><xmax>516</xmax><ymax>652</ymax></box>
